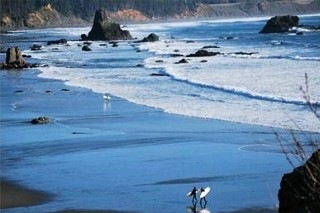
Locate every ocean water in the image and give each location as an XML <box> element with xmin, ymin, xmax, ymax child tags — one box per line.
<box><xmin>6</xmin><ymin>15</ymin><xmax>320</xmax><ymax>132</ymax></box>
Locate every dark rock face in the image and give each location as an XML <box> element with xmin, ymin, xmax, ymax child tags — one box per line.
<box><xmin>175</xmin><ymin>58</ymin><xmax>188</xmax><ymax>64</ymax></box>
<box><xmin>6</xmin><ymin>47</ymin><xmax>25</xmax><ymax>65</ymax></box>
<box><xmin>278</xmin><ymin>150</ymin><xmax>320</xmax><ymax>213</ymax></box>
<box><xmin>82</xmin><ymin>46</ymin><xmax>92</xmax><ymax>51</ymax></box>
<box><xmin>47</xmin><ymin>39</ymin><xmax>67</xmax><ymax>45</ymax></box>
<box><xmin>140</xmin><ymin>33</ymin><xmax>159</xmax><ymax>42</ymax></box>
<box><xmin>260</xmin><ymin>15</ymin><xmax>299</xmax><ymax>33</ymax></box>
<box><xmin>85</xmin><ymin>9</ymin><xmax>132</xmax><ymax>41</ymax></box>
<box><xmin>31</xmin><ymin>44</ymin><xmax>42</xmax><ymax>51</ymax></box>
<box><xmin>31</xmin><ymin>116</ymin><xmax>50</xmax><ymax>125</ymax></box>
<box><xmin>187</xmin><ymin>50</ymin><xmax>220</xmax><ymax>57</ymax></box>
<box><xmin>1</xmin><ymin>47</ymin><xmax>48</xmax><ymax>70</ymax></box>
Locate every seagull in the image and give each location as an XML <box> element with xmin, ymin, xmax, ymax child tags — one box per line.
<box><xmin>103</xmin><ymin>93</ymin><xmax>111</xmax><ymax>101</ymax></box>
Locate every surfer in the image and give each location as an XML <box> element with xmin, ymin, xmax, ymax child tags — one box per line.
<box><xmin>200</xmin><ymin>187</ymin><xmax>207</xmax><ymax>204</ymax></box>
<box><xmin>190</xmin><ymin>186</ymin><xmax>198</xmax><ymax>203</ymax></box>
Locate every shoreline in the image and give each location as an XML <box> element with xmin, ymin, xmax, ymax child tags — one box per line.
<box><xmin>0</xmin><ymin>178</ymin><xmax>53</xmax><ymax>209</ymax></box>
<box><xmin>1</xmin><ymin>66</ymin><xmax>286</xmax><ymax>213</ymax></box>
<box><xmin>1</xmin><ymin>12</ymin><xmax>320</xmax><ymax>34</ymax></box>
<box><xmin>1</xmin><ymin>21</ymin><xmax>312</xmax><ymax>212</ymax></box>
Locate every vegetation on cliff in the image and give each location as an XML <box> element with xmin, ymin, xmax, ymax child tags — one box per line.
<box><xmin>1</xmin><ymin>0</ymin><xmax>320</xmax><ymax>29</ymax></box>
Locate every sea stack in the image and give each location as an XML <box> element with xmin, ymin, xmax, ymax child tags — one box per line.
<box><xmin>83</xmin><ymin>9</ymin><xmax>132</xmax><ymax>41</ymax></box>
<box><xmin>259</xmin><ymin>15</ymin><xmax>299</xmax><ymax>33</ymax></box>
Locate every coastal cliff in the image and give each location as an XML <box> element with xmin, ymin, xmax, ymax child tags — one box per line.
<box><xmin>1</xmin><ymin>0</ymin><xmax>320</xmax><ymax>30</ymax></box>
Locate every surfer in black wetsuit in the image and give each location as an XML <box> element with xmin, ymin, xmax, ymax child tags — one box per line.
<box><xmin>190</xmin><ymin>186</ymin><xmax>198</xmax><ymax>203</ymax></box>
<box><xmin>200</xmin><ymin>187</ymin><xmax>207</xmax><ymax>204</ymax></box>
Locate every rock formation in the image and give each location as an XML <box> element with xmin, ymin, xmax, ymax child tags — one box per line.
<box><xmin>259</xmin><ymin>15</ymin><xmax>299</xmax><ymax>33</ymax></box>
<box><xmin>24</xmin><ymin>4</ymin><xmax>62</xmax><ymax>28</ymax></box>
<box><xmin>187</xmin><ymin>49</ymin><xmax>220</xmax><ymax>57</ymax></box>
<box><xmin>31</xmin><ymin>116</ymin><xmax>50</xmax><ymax>125</ymax></box>
<box><xmin>1</xmin><ymin>47</ymin><xmax>47</xmax><ymax>70</ymax></box>
<box><xmin>84</xmin><ymin>9</ymin><xmax>132</xmax><ymax>41</ymax></box>
<box><xmin>278</xmin><ymin>149</ymin><xmax>320</xmax><ymax>213</ymax></box>
<box><xmin>139</xmin><ymin>33</ymin><xmax>159</xmax><ymax>42</ymax></box>
<box><xmin>6</xmin><ymin>47</ymin><xmax>25</xmax><ymax>65</ymax></box>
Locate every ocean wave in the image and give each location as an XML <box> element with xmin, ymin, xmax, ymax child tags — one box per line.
<box><xmin>163</xmin><ymin>72</ymin><xmax>317</xmax><ymax>106</ymax></box>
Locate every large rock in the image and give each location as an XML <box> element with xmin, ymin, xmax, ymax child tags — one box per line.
<box><xmin>31</xmin><ymin>116</ymin><xmax>50</xmax><ymax>125</ymax></box>
<box><xmin>259</xmin><ymin>15</ymin><xmax>299</xmax><ymax>33</ymax></box>
<box><xmin>278</xmin><ymin>149</ymin><xmax>320</xmax><ymax>213</ymax></box>
<box><xmin>6</xmin><ymin>47</ymin><xmax>25</xmax><ymax>65</ymax></box>
<box><xmin>85</xmin><ymin>9</ymin><xmax>132</xmax><ymax>41</ymax></box>
<box><xmin>140</xmin><ymin>33</ymin><xmax>159</xmax><ymax>42</ymax></box>
<box><xmin>187</xmin><ymin>49</ymin><xmax>220</xmax><ymax>57</ymax></box>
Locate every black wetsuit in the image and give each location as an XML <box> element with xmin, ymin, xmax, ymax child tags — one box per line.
<box><xmin>191</xmin><ymin>187</ymin><xmax>197</xmax><ymax>202</ymax></box>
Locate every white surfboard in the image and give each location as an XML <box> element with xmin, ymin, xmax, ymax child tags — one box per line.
<box><xmin>200</xmin><ymin>187</ymin><xmax>211</xmax><ymax>198</ymax></box>
<box><xmin>187</xmin><ymin>189</ymin><xmax>199</xmax><ymax>197</ymax></box>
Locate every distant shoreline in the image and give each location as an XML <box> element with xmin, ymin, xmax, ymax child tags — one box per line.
<box><xmin>1</xmin><ymin>12</ymin><xmax>320</xmax><ymax>33</ymax></box>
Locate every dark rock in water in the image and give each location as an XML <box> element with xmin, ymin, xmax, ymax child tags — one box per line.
<box><xmin>111</xmin><ymin>42</ymin><xmax>118</xmax><ymax>47</ymax></box>
<box><xmin>136</xmin><ymin>64</ymin><xmax>144</xmax><ymax>67</ymax></box>
<box><xmin>22</xmin><ymin>54</ymin><xmax>32</xmax><ymax>58</ymax></box>
<box><xmin>61</xmin><ymin>88</ymin><xmax>70</xmax><ymax>92</ymax></box>
<box><xmin>139</xmin><ymin>33</ymin><xmax>159</xmax><ymax>42</ymax></box>
<box><xmin>31</xmin><ymin>44</ymin><xmax>42</xmax><ymax>51</ymax></box>
<box><xmin>187</xmin><ymin>50</ymin><xmax>220</xmax><ymax>57</ymax></box>
<box><xmin>260</xmin><ymin>15</ymin><xmax>299</xmax><ymax>33</ymax></box>
<box><xmin>85</xmin><ymin>9</ymin><xmax>132</xmax><ymax>41</ymax></box>
<box><xmin>155</xmin><ymin>60</ymin><xmax>164</xmax><ymax>63</ymax></box>
<box><xmin>0</xmin><ymin>47</ymin><xmax>42</xmax><ymax>70</ymax></box>
<box><xmin>6</xmin><ymin>47</ymin><xmax>25</xmax><ymax>65</ymax></box>
<box><xmin>202</xmin><ymin>45</ymin><xmax>220</xmax><ymax>49</ymax></box>
<box><xmin>231</xmin><ymin>52</ymin><xmax>258</xmax><ymax>56</ymax></box>
<box><xmin>31</xmin><ymin>116</ymin><xmax>50</xmax><ymax>125</ymax></box>
<box><xmin>170</xmin><ymin>53</ymin><xmax>184</xmax><ymax>57</ymax></box>
<box><xmin>47</xmin><ymin>39</ymin><xmax>67</xmax><ymax>45</ymax></box>
<box><xmin>150</xmin><ymin>73</ymin><xmax>169</xmax><ymax>77</ymax></box>
<box><xmin>186</xmin><ymin>40</ymin><xmax>195</xmax><ymax>43</ymax></box>
<box><xmin>81</xmin><ymin>34</ymin><xmax>88</xmax><ymax>40</ymax></box>
<box><xmin>200</xmin><ymin>60</ymin><xmax>207</xmax><ymax>63</ymax></box>
<box><xmin>82</xmin><ymin>46</ymin><xmax>91</xmax><ymax>51</ymax></box>
<box><xmin>278</xmin><ymin>149</ymin><xmax>320</xmax><ymax>213</ymax></box>
<box><xmin>175</xmin><ymin>58</ymin><xmax>188</xmax><ymax>64</ymax></box>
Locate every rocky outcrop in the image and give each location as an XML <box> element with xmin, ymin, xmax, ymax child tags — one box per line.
<box><xmin>187</xmin><ymin>49</ymin><xmax>220</xmax><ymax>57</ymax></box>
<box><xmin>278</xmin><ymin>149</ymin><xmax>320</xmax><ymax>213</ymax></box>
<box><xmin>84</xmin><ymin>9</ymin><xmax>132</xmax><ymax>41</ymax></box>
<box><xmin>82</xmin><ymin>46</ymin><xmax>92</xmax><ymax>51</ymax></box>
<box><xmin>1</xmin><ymin>47</ymin><xmax>47</xmax><ymax>70</ymax></box>
<box><xmin>47</xmin><ymin>39</ymin><xmax>67</xmax><ymax>46</ymax></box>
<box><xmin>6</xmin><ymin>47</ymin><xmax>25</xmax><ymax>65</ymax></box>
<box><xmin>24</xmin><ymin>4</ymin><xmax>62</xmax><ymax>28</ymax></box>
<box><xmin>109</xmin><ymin>9</ymin><xmax>149</xmax><ymax>22</ymax></box>
<box><xmin>259</xmin><ymin>15</ymin><xmax>299</xmax><ymax>33</ymax></box>
<box><xmin>31</xmin><ymin>116</ymin><xmax>50</xmax><ymax>125</ymax></box>
<box><xmin>139</xmin><ymin>33</ymin><xmax>159</xmax><ymax>42</ymax></box>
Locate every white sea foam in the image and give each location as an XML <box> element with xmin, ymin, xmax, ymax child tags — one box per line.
<box><xmin>26</xmin><ymin>17</ymin><xmax>320</xmax><ymax>133</ymax></box>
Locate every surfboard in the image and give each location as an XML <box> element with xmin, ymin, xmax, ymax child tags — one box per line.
<box><xmin>187</xmin><ymin>189</ymin><xmax>199</xmax><ymax>197</ymax></box>
<box><xmin>200</xmin><ymin>187</ymin><xmax>211</xmax><ymax>198</ymax></box>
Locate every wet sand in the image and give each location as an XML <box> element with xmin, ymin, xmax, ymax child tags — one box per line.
<box><xmin>1</xmin><ymin>68</ymin><xmax>286</xmax><ymax>213</ymax></box>
<box><xmin>0</xmin><ymin>179</ymin><xmax>53</xmax><ymax>209</ymax></box>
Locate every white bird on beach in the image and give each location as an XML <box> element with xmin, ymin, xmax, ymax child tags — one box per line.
<box><xmin>103</xmin><ymin>93</ymin><xmax>111</xmax><ymax>101</ymax></box>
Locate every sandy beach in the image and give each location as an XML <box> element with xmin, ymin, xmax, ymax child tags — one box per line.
<box><xmin>0</xmin><ymin>65</ymin><xmax>291</xmax><ymax>213</ymax></box>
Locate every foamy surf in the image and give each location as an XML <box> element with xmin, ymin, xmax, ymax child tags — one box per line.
<box><xmin>23</xmin><ymin>15</ymin><xmax>320</xmax><ymax>133</ymax></box>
